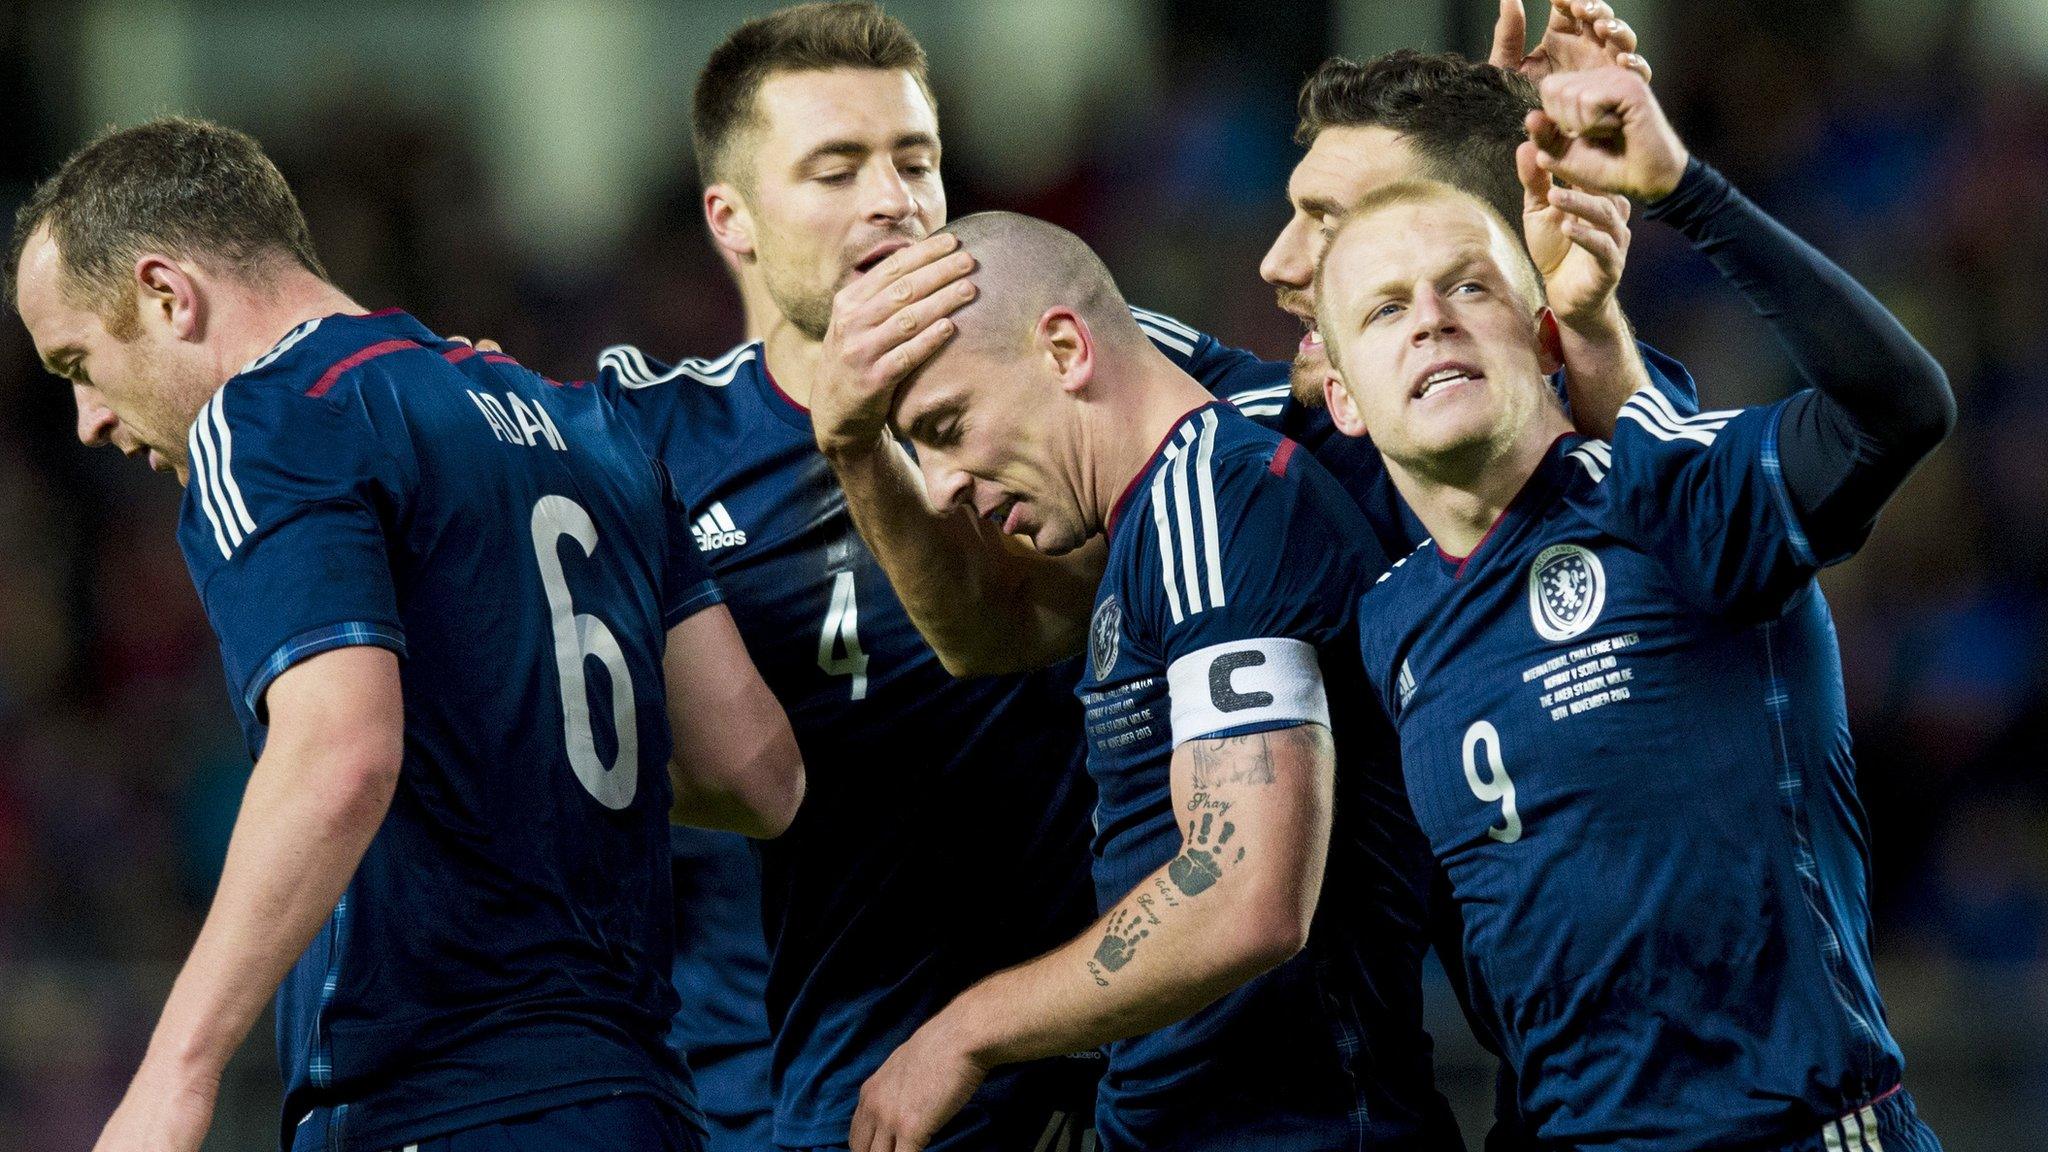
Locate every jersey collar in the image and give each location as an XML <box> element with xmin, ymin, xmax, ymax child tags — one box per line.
<box><xmin>1433</xmin><ymin>432</ymin><xmax>1583</xmax><ymax>579</ymax></box>
<box><xmin>1105</xmin><ymin>400</ymin><xmax>1225</xmax><ymax>539</ymax></box>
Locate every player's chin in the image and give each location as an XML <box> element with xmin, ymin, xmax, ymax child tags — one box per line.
<box><xmin>1032</xmin><ymin>522</ymin><xmax>1086</xmax><ymax>556</ymax></box>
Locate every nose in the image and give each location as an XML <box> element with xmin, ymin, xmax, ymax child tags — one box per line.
<box><xmin>1260</xmin><ymin>215</ymin><xmax>1312</xmax><ymax>290</ymax></box>
<box><xmin>1408</xmin><ymin>287</ymin><xmax>1456</xmax><ymax>346</ymax></box>
<box><xmin>866</xmin><ymin>162</ymin><xmax>916</xmax><ymax>226</ymax></box>
<box><xmin>74</xmin><ymin>384</ymin><xmax>117</xmax><ymax>447</ymax></box>
<box><xmin>918</xmin><ymin>453</ymin><xmax>974</xmax><ymax>513</ymax></box>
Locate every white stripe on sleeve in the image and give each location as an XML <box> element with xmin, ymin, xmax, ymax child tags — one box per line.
<box><xmin>192</xmin><ymin>405</ymin><xmax>245</xmax><ymax>550</ymax></box>
<box><xmin>1136</xmin><ymin>320</ymin><xmax>1196</xmax><ymax>357</ymax></box>
<box><xmin>1169</xmin><ymin>429</ymin><xmax>1204</xmax><ymax>614</ymax></box>
<box><xmin>209</xmin><ymin>395</ymin><xmax>257</xmax><ymax>535</ymax></box>
<box><xmin>1149</xmin><ymin>463</ymin><xmax>1185</xmax><ymax>624</ymax></box>
<box><xmin>1193</xmin><ymin>409</ymin><xmax>1226</xmax><ymax>608</ymax></box>
<box><xmin>188</xmin><ymin>420</ymin><xmax>232</xmax><ymax>559</ymax></box>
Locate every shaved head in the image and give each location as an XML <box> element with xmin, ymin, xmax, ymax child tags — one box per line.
<box><xmin>938</xmin><ymin>211</ymin><xmax>1146</xmax><ymax>354</ymax></box>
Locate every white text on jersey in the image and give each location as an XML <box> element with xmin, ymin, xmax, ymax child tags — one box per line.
<box><xmin>692</xmin><ymin>503</ymin><xmax>747</xmax><ymax>551</ymax></box>
<box><xmin>468</xmin><ymin>389</ymin><xmax>566</xmax><ymax>451</ymax></box>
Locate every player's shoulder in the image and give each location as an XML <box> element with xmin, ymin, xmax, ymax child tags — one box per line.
<box><xmin>1355</xmin><ymin>537</ymin><xmax>1440</xmax><ymax>681</ymax></box>
<box><xmin>1129</xmin><ymin>304</ymin><xmax>1291</xmax><ymax>416</ymax></box>
<box><xmin>1363</xmin><ymin>537</ymin><xmax>1439</xmax><ymax>607</ymax></box>
<box><xmin>595</xmin><ymin>340</ymin><xmax>760</xmax><ymax>408</ymax></box>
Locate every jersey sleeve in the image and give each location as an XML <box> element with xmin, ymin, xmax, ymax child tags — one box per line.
<box><xmin>176</xmin><ymin>383</ymin><xmax>411</xmax><ymax>721</ymax></box>
<box><xmin>653</xmin><ymin>458</ymin><xmax>725</xmax><ymax>628</ymax></box>
<box><xmin>1597</xmin><ymin>385</ymin><xmax>1822</xmax><ymax>613</ymax></box>
<box><xmin>1139</xmin><ymin>421</ymin><xmax>1370</xmax><ymax>747</ymax></box>
<box><xmin>1637</xmin><ymin>340</ymin><xmax>1700</xmax><ymax>416</ymax></box>
<box><xmin>1129</xmin><ymin>305</ymin><xmax>1292</xmax><ymax>425</ymax></box>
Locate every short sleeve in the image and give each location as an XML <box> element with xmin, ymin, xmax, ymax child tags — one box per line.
<box><xmin>1140</xmin><ymin>421</ymin><xmax>1377</xmax><ymax>747</ymax></box>
<box><xmin>177</xmin><ymin>385</ymin><xmax>409</xmax><ymax>720</ymax></box>
<box><xmin>653</xmin><ymin>459</ymin><xmax>725</xmax><ymax>628</ymax></box>
<box><xmin>1599</xmin><ymin>385</ymin><xmax>1818</xmax><ymax>613</ymax></box>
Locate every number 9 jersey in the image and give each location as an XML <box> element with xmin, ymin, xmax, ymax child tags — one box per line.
<box><xmin>176</xmin><ymin>310</ymin><xmax>715</xmax><ymax>1152</ymax></box>
<box><xmin>1356</xmin><ymin>392</ymin><xmax>1926</xmax><ymax>1151</ymax></box>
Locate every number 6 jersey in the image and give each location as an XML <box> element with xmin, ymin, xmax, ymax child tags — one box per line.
<box><xmin>177</xmin><ymin>309</ymin><xmax>712</xmax><ymax>1152</ymax></box>
<box><xmin>1356</xmin><ymin>390</ymin><xmax>1913</xmax><ymax>1150</ymax></box>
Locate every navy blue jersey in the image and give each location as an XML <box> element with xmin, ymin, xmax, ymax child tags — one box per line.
<box><xmin>594</xmin><ymin>339</ymin><xmax>1101</xmax><ymax>1149</ymax></box>
<box><xmin>1080</xmin><ymin>400</ymin><xmax>1446</xmax><ymax>1151</ymax></box>
<box><xmin>178</xmin><ymin>310</ymin><xmax>714</xmax><ymax>1151</ymax></box>
<box><xmin>1357</xmin><ymin>388</ymin><xmax>1911</xmax><ymax>1149</ymax></box>
<box><xmin>666</xmin><ymin>827</ymin><xmax>774</xmax><ymax>1152</ymax></box>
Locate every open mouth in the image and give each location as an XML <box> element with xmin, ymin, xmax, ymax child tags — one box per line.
<box><xmin>1413</xmin><ymin>363</ymin><xmax>1483</xmax><ymax>401</ymax></box>
<box><xmin>854</xmin><ymin>240</ymin><xmax>911</xmax><ymax>275</ymax></box>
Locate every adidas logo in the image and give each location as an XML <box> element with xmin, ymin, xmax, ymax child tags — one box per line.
<box><xmin>691</xmin><ymin>502</ymin><xmax>748</xmax><ymax>552</ymax></box>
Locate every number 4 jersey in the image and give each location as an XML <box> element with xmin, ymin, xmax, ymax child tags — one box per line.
<box><xmin>177</xmin><ymin>310</ymin><xmax>711</xmax><ymax>1152</ymax></box>
<box><xmin>1356</xmin><ymin>392</ymin><xmax>1930</xmax><ymax>1151</ymax></box>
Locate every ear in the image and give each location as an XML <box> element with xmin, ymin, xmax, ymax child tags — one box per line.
<box><xmin>134</xmin><ymin>253</ymin><xmax>202</xmax><ymax>342</ymax></box>
<box><xmin>1041</xmin><ymin>307</ymin><xmax>1095</xmax><ymax>396</ymax></box>
<box><xmin>1536</xmin><ymin>307</ymin><xmax>1565</xmax><ymax>376</ymax></box>
<box><xmin>1325</xmin><ymin>369</ymin><xmax>1371</xmax><ymax>439</ymax></box>
<box><xmin>704</xmin><ymin>182</ymin><xmax>757</xmax><ymax>262</ymax></box>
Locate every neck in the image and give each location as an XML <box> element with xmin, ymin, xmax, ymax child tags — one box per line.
<box><xmin>1083</xmin><ymin>346</ymin><xmax>1217</xmax><ymax>537</ymax></box>
<box><xmin>211</xmin><ymin>268</ymin><xmax>366</xmax><ymax>388</ymax></box>
<box><xmin>759</xmin><ymin>313</ymin><xmax>827</xmax><ymax>409</ymax></box>
<box><xmin>1390</xmin><ymin>408</ymin><xmax>1572</xmax><ymax>557</ymax></box>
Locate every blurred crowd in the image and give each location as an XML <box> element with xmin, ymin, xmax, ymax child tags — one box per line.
<box><xmin>1</xmin><ymin>2</ymin><xmax>2043</xmax><ymax>1148</ymax></box>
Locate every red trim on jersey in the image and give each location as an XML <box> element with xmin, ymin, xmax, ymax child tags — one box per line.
<box><xmin>307</xmin><ymin>339</ymin><xmax>419</xmax><ymax>398</ymax></box>
<box><xmin>1107</xmin><ymin>401</ymin><xmax>1213</xmax><ymax>537</ymax></box>
<box><xmin>1438</xmin><ymin>431</ymin><xmax>1577</xmax><ymax>578</ymax></box>
<box><xmin>482</xmin><ymin>352</ymin><xmax>520</xmax><ymax>367</ymax></box>
<box><xmin>1268</xmin><ymin>438</ymin><xmax>1298</xmax><ymax>477</ymax></box>
<box><xmin>440</xmin><ymin>344</ymin><xmax>478</xmax><ymax>364</ymax></box>
<box><xmin>363</xmin><ymin>307</ymin><xmax>405</xmax><ymax>319</ymax></box>
<box><xmin>1437</xmin><ymin>518</ymin><xmax>1505</xmax><ymax>580</ymax></box>
<box><xmin>763</xmin><ymin>366</ymin><xmax>809</xmax><ymax>413</ymax></box>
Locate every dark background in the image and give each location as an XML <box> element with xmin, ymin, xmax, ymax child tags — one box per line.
<box><xmin>0</xmin><ymin>1</ymin><xmax>2041</xmax><ymax>1147</ymax></box>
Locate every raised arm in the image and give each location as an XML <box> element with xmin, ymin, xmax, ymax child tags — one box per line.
<box><xmin>848</xmin><ymin>723</ymin><xmax>1333</xmax><ymax>1152</ymax></box>
<box><xmin>94</xmin><ymin>646</ymin><xmax>404</xmax><ymax>1152</ymax></box>
<box><xmin>813</xmin><ymin>234</ymin><xmax>1104</xmax><ymax>676</ymax></box>
<box><xmin>664</xmin><ymin>604</ymin><xmax>806</xmax><ymax>838</ymax></box>
<box><xmin>1531</xmin><ymin>67</ymin><xmax>1954</xmax><ymax>557</ymax></box>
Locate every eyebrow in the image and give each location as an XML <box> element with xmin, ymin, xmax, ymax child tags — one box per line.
<box><xmin>796</xmin><ymin>132</ymin><xmax>941</xmax><ymax>170</ymax></box>
<box><xmin>39</xmin><ymin>343</ymin><xmax>83</xmax><ymax>377</ymax></box>
<box><xmin>1295</xmin><ymin>196</ymin><xmax>1347</xmax><ymax>221</ymax></box>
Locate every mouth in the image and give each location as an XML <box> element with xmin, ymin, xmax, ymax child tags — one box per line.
<box><xmin>1412</xmin><ymin>361</ymin><xmax>1485</xmax><ymax>402</ymax></box>
<box><xmin>1297</xmin><ymin>320</ymin><xmax>1324</xmax><ymax>358</ymax></box>
<box><xmin>853</xmin><ymin>239</ymin><xmax>913</xmax><ymax>276</ymax></box>
<box><xmin>1281</xmin><ymin>298</ymin><xmax>1324</xmax><ymax>358</ymax></box>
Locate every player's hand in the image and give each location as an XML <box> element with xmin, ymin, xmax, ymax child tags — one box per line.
<box><xmin>1527</xmin><ymin>67</ymin><xmax>1689</xmax><ymax>203</ymax></box>
<box><xmin>1491</xmin><ymin>0</ymin><xmax>1652</xmax><ymax>85</ymax></box>
<box><xmin>849</xmin><ymin>1023</ymin><xmax>989</xmax><ymax>1152</ymax></box>
<box><xmin>446</xmin><ymin>334</ymin><xmax>505</xmax><ymax>353</ymax></box>
<box><xmin>814</xmin><ymin>233</ymin><xmax>976</xmax><ymax>461</ymax></box>
<box><xmin>91</xmin><ymin>1058</ymin><xmax>218</xmax><ymax>1152</ymax></box>
<box><xmin>1518</xmin><ymin>140</ymin><xmax>1631</xmax><ymax>328</ymax></box>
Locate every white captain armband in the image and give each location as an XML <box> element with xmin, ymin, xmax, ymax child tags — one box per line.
<box><xmin>1167</xmin><ymin>638</ymin><xmax>1329</xmax><ymax>746</ymax></box>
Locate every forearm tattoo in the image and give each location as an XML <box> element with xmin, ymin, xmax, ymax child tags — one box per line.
<box><xmin>1086</xmin><ymin>727</ymin><xmax>1321</xmax><ymax>988</ymax></box>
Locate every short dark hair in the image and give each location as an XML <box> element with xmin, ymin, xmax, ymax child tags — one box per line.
<box><xmin>1295</xmin><ymin>50</ymin><xmax>1536</xmax><ymax>226</ymax></box>
<box><xmin>6</xmin><ymin>116</ymin><xmax>325</xmax><ymax>333</ymax></box>
<box><xmin>692</xmin><ymin>1</ymin><xmax>935</xmax><ymax>189</ymax></box>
